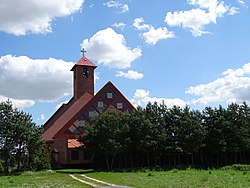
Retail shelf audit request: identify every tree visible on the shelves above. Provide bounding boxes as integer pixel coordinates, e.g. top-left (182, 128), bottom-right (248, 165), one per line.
top-left (0, 100), bottom-right (50, 173)
top-left (78, 108), bottom-right (130, 169)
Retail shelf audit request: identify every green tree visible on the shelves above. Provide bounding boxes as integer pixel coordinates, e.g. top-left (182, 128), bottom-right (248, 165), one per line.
top-left (0, 100), bottom-right (50, 173)
top-left (78, 109), bottom-right (129, 169)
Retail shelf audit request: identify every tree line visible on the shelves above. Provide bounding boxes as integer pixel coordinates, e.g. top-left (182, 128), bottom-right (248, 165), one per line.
top-left (0, 101), bottom-right (50, 174)
top-left (78, 102), bottom-right (250, 169)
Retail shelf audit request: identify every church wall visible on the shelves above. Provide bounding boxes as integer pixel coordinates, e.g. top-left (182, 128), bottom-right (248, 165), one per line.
top-left (54, 137), bottom-right (68, 164)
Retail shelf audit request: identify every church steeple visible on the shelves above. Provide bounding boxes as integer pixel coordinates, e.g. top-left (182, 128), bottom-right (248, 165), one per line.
top-left (70, 52), bottom-right (97, 99)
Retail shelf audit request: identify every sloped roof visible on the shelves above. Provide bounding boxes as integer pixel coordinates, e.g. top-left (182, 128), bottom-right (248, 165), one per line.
top-left (42, 92), bottom-right (93, 141)
top-left (70, 56), bottom-right (96, 71)
top-left (68, 139), bottom-right (82, 148)
top-left (53, 81), bottom-right (135, 138)
top-left (43, 97), bottom-right (76, 131)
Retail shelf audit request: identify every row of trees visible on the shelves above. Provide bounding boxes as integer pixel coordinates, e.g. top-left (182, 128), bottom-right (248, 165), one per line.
top-left (78, 102), bottom-right (250, 169)
top-left (0, 101), bottom-right (50, 174)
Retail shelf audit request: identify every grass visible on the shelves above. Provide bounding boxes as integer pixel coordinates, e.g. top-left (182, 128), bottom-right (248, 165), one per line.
top-left (0, 168), bottom-right (249, 188)
top-left (86, 169), bottom-right (250, 188)
top-left (0, 170), bottom-right (91, 188)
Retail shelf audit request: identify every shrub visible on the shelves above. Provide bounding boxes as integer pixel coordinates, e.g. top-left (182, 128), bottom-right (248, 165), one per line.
top-left (221, 164), bottom-right (250, 171)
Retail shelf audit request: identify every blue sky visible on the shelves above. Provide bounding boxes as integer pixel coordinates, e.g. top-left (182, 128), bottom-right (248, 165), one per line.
top-left (0, 0), bottom-right (250, 125)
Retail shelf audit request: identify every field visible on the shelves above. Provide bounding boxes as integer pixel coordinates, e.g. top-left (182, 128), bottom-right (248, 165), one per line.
top-left (0, 168), bottom-right (249, 188)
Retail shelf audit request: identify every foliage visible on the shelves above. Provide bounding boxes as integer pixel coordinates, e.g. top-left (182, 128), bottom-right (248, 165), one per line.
top-left (221, 164), bottom-right (250, 171)
top-left (78, 101), bottom-right (250, 169)
top-left (0, 100), bottom-right (50, 173)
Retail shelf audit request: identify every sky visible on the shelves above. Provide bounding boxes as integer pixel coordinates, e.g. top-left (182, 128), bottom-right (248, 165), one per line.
top-left (0, 0), bottom-right (250, 125)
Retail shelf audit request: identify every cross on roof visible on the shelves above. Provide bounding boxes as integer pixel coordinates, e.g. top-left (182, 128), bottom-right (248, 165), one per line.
top-left (81, 48), bottom-right (87, 57)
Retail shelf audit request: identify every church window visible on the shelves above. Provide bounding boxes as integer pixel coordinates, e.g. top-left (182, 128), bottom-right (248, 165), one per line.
top-left (71, 150), bottom-right (79, 160)
top-left (117, 103), bottom-right (123, 109)
top-left (69, 125), bottom-right (76, 132)
top-left (74, 120), bottom-right (85, 127)
top-left (83, 68), bottom-right (88, 78)
top-left (89, 111), bottom-right (96, 117)
top-left (98, 101), bottom-right (104, 108)
top-left (107, 92), bottom-right (113, 99)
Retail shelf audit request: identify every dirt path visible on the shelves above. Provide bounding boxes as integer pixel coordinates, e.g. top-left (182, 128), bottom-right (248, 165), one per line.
top-left (69, 174), bottom-right (134, 188)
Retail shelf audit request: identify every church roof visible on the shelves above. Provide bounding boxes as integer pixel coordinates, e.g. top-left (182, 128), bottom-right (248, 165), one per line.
top-left (68, 139), bottom-right (82, 148)
top-left (70, 56), bottom-right (96, 71)
top-left (42, 92), bottom-right (93, 141)
top-left (42, 81), bottom-right (135, 141)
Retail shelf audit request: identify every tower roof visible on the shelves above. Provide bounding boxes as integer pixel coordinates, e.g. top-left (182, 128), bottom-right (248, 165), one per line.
top-left (70, 56), bottom-right (97, 71)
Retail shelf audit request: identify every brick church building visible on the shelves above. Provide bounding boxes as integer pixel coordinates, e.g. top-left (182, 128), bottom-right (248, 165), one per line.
top-left (42, 54), bottom-right (134, 167)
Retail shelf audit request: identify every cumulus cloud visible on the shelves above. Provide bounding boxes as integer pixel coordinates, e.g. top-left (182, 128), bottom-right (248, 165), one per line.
top-left (133, 18), bottom-right (151, 31)
top-left (131, 89), bottom-right (186, 108)
top-left (112, 22), bottom-right (126, 30)
top-left (133, 18), bottom-right (174, 45)
top-left (103, 1), bottom-right (129, 13)
top-left (0, 95), bottom-right (35, 109)
top-left (165, 0), bottom-right (237, 36)
top-left (0, 0), bottom-right (84, 36)
top-left (0, 55), bottom-right (74, 108)
top-left (142, 27), bottom-right (175, 45)
top-left (186, 62), bottom-right (250, 104)
top-left (81, 28), bottom-right (141, 69)
top-left (116, 70), bottom-right (144, 80)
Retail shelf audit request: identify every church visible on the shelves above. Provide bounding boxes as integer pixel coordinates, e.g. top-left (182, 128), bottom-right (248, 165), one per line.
top-left (42, 54), bottom-right (135, 167)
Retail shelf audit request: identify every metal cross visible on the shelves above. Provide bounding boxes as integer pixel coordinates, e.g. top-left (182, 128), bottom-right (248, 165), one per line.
top-left (81, 48), bottom-right (87, 56)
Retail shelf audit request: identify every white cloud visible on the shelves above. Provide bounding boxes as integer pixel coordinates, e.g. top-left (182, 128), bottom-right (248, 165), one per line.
top-left (38, 114), bottom-right (45, 121)
top-left (55, 100), bottom-right (70, 110)
top-left (103, 1), bottom-right (129, 13)
top-left (0, 0), bottom-right (84, 36)
top-left (116, 70), bottom-right (144, 80)
top-left (142, 27), bottom-right (175, 45)
top-left (133, 18), bottom-right (151, 31)
top-left (133, 18), bottom-right (174, 45)
top-left (237, 0), bottom-right (248, 8)
top-left (0, 95), bottom-right (35, 109)
top-left (112, 22), bottom-right (126, 30)
top-left (0, 55), bottom-right (74, 107)
top-left (165, 0), bottom-right (237, 36)
top-left (81, 28), bottom-right (141, 69)
top-left (186, 62), bottom-right (250, 105)
top-left (131, 89), bottom-right (186, 108)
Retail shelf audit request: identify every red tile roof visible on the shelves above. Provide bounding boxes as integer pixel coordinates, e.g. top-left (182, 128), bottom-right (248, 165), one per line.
top-left (68, 139), bottom-right (82, 148)
top-left (43, 81), bottom-right (135, 142)
top-left (42, 92), bottom-right (93, 141)
top-left (53, 81), bottom-right (135, 138)
top-left (43, 97), bottom-right (76, 131)
top-left (70, 56), bottom-right (96, 71)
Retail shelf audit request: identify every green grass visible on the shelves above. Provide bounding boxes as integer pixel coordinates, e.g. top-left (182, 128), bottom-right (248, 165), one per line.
top-left (86, 169), bottom-right (250, 188)
top-left (0, 169), bottom-right (249, 188)
top-left (0, 170), bottom-right (91, 188)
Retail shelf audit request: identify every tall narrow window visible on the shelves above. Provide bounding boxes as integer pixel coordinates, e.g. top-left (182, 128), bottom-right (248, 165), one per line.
top-left (83, 68), bottom-right (88, 78)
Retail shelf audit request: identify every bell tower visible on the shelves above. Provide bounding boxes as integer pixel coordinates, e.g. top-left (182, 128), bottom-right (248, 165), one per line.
top-left (70, 51), bottom-right (97, 99)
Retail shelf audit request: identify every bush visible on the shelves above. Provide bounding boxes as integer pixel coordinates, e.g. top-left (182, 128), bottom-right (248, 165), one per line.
top-left (221, 164), bottom-right (250, 171)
